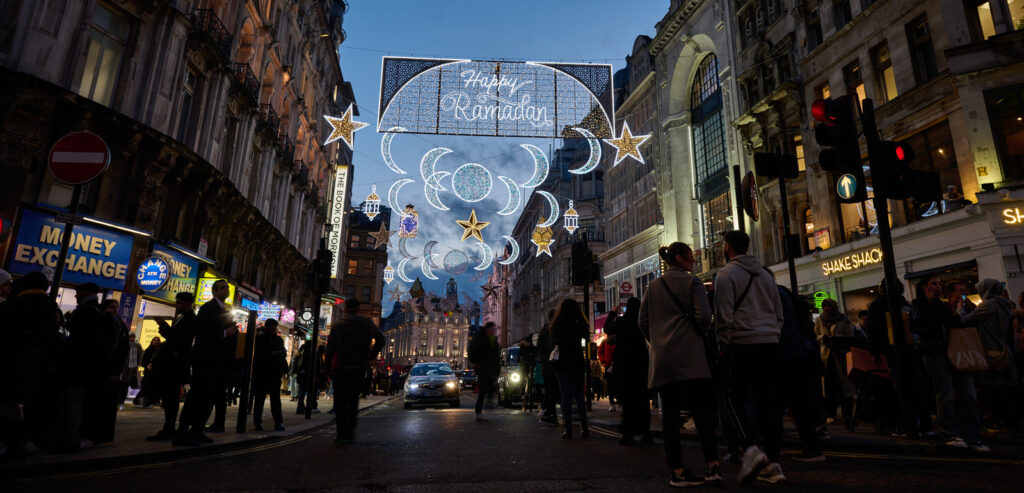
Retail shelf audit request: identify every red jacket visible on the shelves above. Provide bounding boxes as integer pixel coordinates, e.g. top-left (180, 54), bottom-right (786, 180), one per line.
top-left (597, 342), bottom-right (615, 367)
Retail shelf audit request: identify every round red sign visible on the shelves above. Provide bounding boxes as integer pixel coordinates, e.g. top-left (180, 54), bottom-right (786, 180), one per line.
top-left (620, 281), bottom-right (633, 293)
top-left (48, 132), bottom-right (110, 185)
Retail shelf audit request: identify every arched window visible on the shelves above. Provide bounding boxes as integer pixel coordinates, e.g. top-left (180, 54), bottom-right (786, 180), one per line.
top-left (691, 54), bottom-right (730, 250)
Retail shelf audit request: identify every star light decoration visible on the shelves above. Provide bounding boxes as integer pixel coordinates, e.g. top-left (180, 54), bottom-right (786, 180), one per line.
top-left (369, 222), bottom-right (393, 250)
top-left (481, 283), bottom-right (499, 300)
top-left (364, 185), bottom-right (381, 219)
top-left (383, 261), bottom-right (395, 284)
top-left (455, 209), bottom-right (490, 242)
top-left (563, 200), bottom-right (579, 233)
top-left (388, 283), bottom-right (406, 302)
top-left (323, 104), bottom-right (368, 149)
top-left (531, 219), bottom-right (553, 257)
top-left (603, 121), bottom-right (651, 166)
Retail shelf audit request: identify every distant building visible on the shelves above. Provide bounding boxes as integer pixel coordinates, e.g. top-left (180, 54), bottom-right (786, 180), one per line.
top-left (381, 278), bottom-right (471, 369)
top-left (342, 204), bottom-right (391, 326)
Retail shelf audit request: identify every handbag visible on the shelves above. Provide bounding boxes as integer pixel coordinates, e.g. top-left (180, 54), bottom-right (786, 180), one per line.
top-left (946, 327), bottom-right (988, 372)
top-left (549, 345), bottom-right (560, 361)
top-left (846, 346), bottom-right (891, 379)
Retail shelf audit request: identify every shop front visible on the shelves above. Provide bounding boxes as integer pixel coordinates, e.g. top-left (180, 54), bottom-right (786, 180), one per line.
top-left (602, 253), bottom-right (661, 313)
top-left (134, 243), bottom-right (204, 351)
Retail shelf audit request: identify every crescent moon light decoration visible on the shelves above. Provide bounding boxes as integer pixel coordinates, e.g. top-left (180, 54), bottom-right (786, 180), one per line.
top-left (496, 176), bottom-right (521, 216)
top-left (536, 191), bottom-right (560, 228)
top-left (398, 237), bottom-right (417, 259)
top-left (497, 235), bottom-right (520, 265)
top-left (568, 127), bottom-right (603, 175)
top-left (474, 241), bottom-right (493, 271)
top-left (423, 241), bottom-right (440, 268)
top-left (519, 144), bottom-right (549, 189)
top-left (421, 254), bottom-right (439, 280)
top-left (423, 180), bottom-right (450, 211)
top-left (388, 178), bottom-right (414, 218)
top-left (420, 147), bottom-right (453, 191)
top-left (396, 258), bottom-right (414, 283)
top-left (380, 126), bottom-right (409, 175)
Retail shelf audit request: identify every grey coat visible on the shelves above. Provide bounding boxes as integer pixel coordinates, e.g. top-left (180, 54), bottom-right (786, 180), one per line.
top-left (959, 279), bottom-right (1018, 387)
top-left (638, 266), bottom-right (713, 389)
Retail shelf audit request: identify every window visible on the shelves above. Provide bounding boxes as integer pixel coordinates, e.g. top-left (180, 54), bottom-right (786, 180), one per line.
top-left (834, 0), bottom-right (853, 31)
top-left (344, 285), bottom-right (356, 299)
top-left (794, 135), bottom-right (806, 172)
top-left (901, 122), bottom-right (962, 217)
top-left (906, 14), bottom-right (939, 84)
top-left (804, 208), bottom-right (815, 251)
top-left (360, 286), bottom-right (371, 303)
top-left (871, 43), bottom-right (898, 104)
top-left (77, 3), bottom-right (129, 106)
top-left (968, 1), bottom-right (998, 41)
top-left (807, 11), bottom-right (823, 50)
top-left (349, 233), bottom-right (360, 248)
top-left (817, 83), bottom-right (832, 101)
top-left (691, 55), bottom-right (729, 205)
top-left (1012, 0), bottom-right (1024, 31)
top-left (346, 259), bottom-right (358, 276)
top-left (701, 191), bottom-right (732, 251)
top-left (360, 260), bottom-right (373, 276)
top-left (843, 60), bottom-right (866, 109)
top-left (985, 85), bottom-right (1024, 181)
top-left (177, 67), bottom-right (199, 141)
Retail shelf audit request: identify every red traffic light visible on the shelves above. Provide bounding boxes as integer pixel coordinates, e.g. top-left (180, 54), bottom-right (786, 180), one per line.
top-left (895, 146), bottom-right (905, 161)
top-left (890, 141), bottom-right (915, 162)
top-left (811, 100), bottom-right (832, 124)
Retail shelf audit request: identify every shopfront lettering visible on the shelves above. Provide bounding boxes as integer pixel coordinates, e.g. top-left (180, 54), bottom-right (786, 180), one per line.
top-left (1002, 207), bottom-right (1024, 225)
top-left (822, 248), bottom-right (884, 276)
top-left (148, 245), bottom-right (200, 303)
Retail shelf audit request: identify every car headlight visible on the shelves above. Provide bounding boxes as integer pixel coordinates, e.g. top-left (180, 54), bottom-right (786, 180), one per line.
top-left (510, 372), bottom-right (521, 383)
top-left (407, 383), bottom-right (418, 389)
top-left (446, 381), bottom-right (456, 389)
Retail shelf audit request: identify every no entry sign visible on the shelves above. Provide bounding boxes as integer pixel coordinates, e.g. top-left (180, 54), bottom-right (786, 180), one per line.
top-left (48, 132), bottom-right (110, 185)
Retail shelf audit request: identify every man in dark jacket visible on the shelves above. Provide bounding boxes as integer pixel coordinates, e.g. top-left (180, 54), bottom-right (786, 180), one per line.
top-left (253, 319), bottom-right (288, 431)
top-left (775, 284), bottom-right (824, 462)
top-left (148, 292), bottom-right (197, 442)
top-left (325, 298), bottom-right (384, 443)
top-left (60, 282), bottom-right (113, 450)
top-left (177, 279), bottom-right (236, 445)
top-left (469, 322), bottom-right (501, 421)
top-left (867, 278), bottom-right (921, 437)
top-left (519, 337), bottom-right (538, 412)
top-left (536, 310), bottom-right (559, 425)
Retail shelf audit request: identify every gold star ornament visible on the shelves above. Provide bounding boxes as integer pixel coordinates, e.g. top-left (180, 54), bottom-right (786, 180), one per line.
top-left (323, 104), bottom-right (368, 149)
top-left (369, 222), bottom-right (393, 250)
top-left (531, 220), bottom-right (553, 257)
top-left (603, 121), bottom-right (651, 166)
top-left (456, 209), bottom-right (490, 242)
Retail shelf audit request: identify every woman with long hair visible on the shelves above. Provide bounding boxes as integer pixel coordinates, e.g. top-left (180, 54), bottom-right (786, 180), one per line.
top-left (550, 298), bottom-right (591, 439)
top-left (605, 296), bottom-right (652, 444)
top-left (639, 242), bottom-right (718, 487)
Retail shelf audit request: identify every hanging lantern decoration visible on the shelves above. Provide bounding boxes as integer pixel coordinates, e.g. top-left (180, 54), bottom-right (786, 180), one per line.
top-left (383, 260), bottom-right (395, 284)
top-left (399, 204), bottom-right (419, 238)
top-left (364, 185), bottom-right (381, 219)
top-left (563, 200), bottom-right (579, 233)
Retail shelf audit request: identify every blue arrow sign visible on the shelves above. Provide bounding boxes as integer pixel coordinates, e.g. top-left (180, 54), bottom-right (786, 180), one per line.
top-left (837, 173), bottom-right (858, 200)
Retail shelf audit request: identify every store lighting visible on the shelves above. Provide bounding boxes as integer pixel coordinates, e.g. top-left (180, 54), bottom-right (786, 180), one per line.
top-left (166, 241), bottom-right (215, 264)
top-left (82, 216), bottom-right (152, 237)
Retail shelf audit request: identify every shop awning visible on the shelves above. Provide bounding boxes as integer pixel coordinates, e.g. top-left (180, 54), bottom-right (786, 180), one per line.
top-left (904, 260), bottom-right (978, 280)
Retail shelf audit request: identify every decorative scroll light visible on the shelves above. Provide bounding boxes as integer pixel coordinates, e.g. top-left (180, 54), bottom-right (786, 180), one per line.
top-left (563, 200), bottom-right (579, 233)
top-left (383, 261), bottom-right (395, 284)
top-left (364, 185), bottom-right (381, 219)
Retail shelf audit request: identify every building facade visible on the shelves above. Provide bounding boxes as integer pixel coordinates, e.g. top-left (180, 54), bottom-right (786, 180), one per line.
top-left (381, 280), bottom-right (472, 370)
top-left (342, 204), bottom-right (390, 326)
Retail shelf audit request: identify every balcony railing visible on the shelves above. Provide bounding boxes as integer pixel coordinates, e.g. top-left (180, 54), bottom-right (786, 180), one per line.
top-left (191, 9), bottom-right (233, 62)
top-left (277, 133), bottom-right (294, 162)
top-left (258, 104), bottom-right (280, 135)
top-left (233, 63), bottom-right (260, 104)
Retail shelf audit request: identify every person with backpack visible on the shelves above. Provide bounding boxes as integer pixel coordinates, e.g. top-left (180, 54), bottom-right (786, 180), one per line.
top-left (714, 231), bottom-right (786, 484)
top-left (639, 242), bottom-right (718, 487)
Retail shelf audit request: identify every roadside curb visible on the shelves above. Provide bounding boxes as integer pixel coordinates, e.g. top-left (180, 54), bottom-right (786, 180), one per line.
top-left (1, 395), bottom-right (400, 480)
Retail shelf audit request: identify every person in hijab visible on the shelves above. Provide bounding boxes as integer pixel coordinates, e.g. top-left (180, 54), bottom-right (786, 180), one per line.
top-left (958, 279), bottom-right (1019, 436)
top-left (814, 299), bottom-right (856, 430)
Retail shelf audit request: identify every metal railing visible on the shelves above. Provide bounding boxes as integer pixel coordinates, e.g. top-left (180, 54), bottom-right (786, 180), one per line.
top-left (277, 132), bottom-right (294, 162)
top-left (233, 63), bottom-right (259, 104)
top-left (191, 9), bottom-right (233, 61)
top-left (258, 104), bottom-right (280, 135)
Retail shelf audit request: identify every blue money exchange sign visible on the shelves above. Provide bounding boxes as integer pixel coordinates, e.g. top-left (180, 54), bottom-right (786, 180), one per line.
top-left (8, 208), bottom-right (134, 290)
top-left (147, 245), bottom-right (200, 303)
top-left (137, 257), bottom-right (170, 292)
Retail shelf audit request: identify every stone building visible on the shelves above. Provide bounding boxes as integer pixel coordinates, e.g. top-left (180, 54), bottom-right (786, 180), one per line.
top-left (0, 1), bottom-right (356, 321)
top-left (381, 280), bottom-right (472, 370)
top-left (342, 203), bottom-right (390, 326)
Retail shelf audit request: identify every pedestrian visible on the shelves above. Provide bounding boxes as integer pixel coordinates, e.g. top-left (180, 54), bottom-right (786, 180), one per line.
top-left (605, 297), bottom-right (651, 445)
top-left (94, 300), bottom-right (129, 442)
top-left (549, 299), bottom-right (590, 439)
top-left (58, 283), bottom-right (106, 451)
top-left (519, 336), bottom-right (538, 412)
top-left (598, 327), bottom-right (616, 412)
top-left (253, 319), bottom-right (288, 432)
top-left (176, 279), bottom-right (237, 445)
top-left (866, 278), bottom-right (921, 437)
top-left (138, 337), bottom-right (161, 408)
top-left (714, 230), bottom-right (786, 484)
top-left (468, 322), bottom-right (500, 421)
top-left (536, 310), bottom-right (560, 425)
top-left (148, 292), bottom-right (197, 444)
top-left (324, 298), bottom-right (384, 443)
top-left (122, 331), bottom-right (143, 410)
top-left (958, 279), bottom-right (1019, 435)
top-left (638, 242), bottom-right (718, 487)
top-left (911, 277), bottom-right (984, 451)
top-left (815, 298), bottom-right (856, 430)
top-left (0, 269), bottom-right (11, 303)
top-left (777, 283), bottom-right (826, 462)
top-left (295, 342), bottom-right (318, 414)
top-left (289, 352), bottom-right (301, 400)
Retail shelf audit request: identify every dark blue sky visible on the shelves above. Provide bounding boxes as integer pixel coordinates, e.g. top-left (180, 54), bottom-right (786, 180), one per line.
top-left (336, 0), bottom-right (667, 315)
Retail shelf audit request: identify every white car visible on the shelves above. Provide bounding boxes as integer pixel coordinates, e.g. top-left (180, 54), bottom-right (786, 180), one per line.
top-left (403, 362), bottom-right (461, 409)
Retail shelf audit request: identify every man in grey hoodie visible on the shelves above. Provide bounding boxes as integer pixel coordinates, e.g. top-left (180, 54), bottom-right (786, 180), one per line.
top-left (714, 230), bottom-right (786, 484)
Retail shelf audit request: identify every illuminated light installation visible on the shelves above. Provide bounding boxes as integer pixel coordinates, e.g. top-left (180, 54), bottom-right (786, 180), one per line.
top-left (420, 147), bottom-right (452, 191)
top-left (323, 104), bottom-right (369, 149)
top-left (455, 209), bottom-right (490, 242)
top-left (424, 180), bottom-right (450, 211)
top-left (369, 222), bottom-right (393, 250)
top-left (451, 163), bottom-right (493, 202)
top-left (421, 254), bottom-right (440, 280)
top-left (531, 222), bottom-right (554, 257)
top-left (399, 204), bottom-right (419, 237)
top-left (383, 261), bottom-right (395, 284)
top-left (536, 191), bottom-right (560, 228)
top-left (481, 283), bottom-right (500, 299)
top-left (497, 176), bottom-right (521, 216)
top-left (443, 249), bottom-right (471, 275)
top-left (470, 270), bottom-right (486, 282)
top-left (364, 185), bottom-right (381, 219)
top-left (380, 127), bottom-right (409, 175)
top-left (388, 178), bottom-right (414, 218)
top-left (568, 127), bottom-right (603, 175)
top-left (398, 237), bottom-right (417, 259)
top-left (497, 235), bottom-right (520, 265)
top-left (563, 200), bottom-right (579, 233)
top-left (603, 121), bottom-right (651, 166)
top-left (519, 144), bottom-right (550, 188)
top-left (423, 241), bottom-right (440, 267)
top-left (388, 283), bottom-right (406, 302)
top-left (396, 258), bottom-right (414, 283)
top-left (474, 241), bottom-right (493, 271)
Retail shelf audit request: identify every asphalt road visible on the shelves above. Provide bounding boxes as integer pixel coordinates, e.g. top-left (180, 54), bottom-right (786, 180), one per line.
top-left (8, 394), bottom-right (1024, 492)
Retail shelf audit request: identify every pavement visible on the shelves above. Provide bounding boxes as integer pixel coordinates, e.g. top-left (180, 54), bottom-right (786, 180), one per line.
top-left (5, 393), bottom-right (1022, 492)
top-left (1, 393), bottom-right (396, 479)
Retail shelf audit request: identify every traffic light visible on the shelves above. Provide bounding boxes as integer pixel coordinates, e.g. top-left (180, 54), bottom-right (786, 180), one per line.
top-left (570, 236), bottom-right (591, 286)
top-left (812, 96), bottom-right (866, 203)
top-left (871, 141), bottom-right (914, 199)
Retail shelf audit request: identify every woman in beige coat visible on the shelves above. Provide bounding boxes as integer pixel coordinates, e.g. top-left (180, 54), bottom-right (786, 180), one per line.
top-left (814, 299), bottom-right (856, 430)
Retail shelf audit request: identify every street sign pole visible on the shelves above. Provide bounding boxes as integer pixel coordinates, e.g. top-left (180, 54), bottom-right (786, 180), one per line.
top-left (49, 184), bottom-right (81, 301)
top-left (774, 149), bottom-right (798, 294)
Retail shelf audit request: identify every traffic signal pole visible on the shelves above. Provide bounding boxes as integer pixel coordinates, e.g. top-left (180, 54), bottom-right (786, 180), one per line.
top-left (775, 149), bottom-right (798, 294)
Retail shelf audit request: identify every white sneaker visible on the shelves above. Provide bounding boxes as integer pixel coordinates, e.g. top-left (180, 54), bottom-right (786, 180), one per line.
top-left (972, 442), bottom-right (990, 453)
top-left (738, 445), bottom-right (768, 483)
top-left (683, 418), bottom-right (696, 432)
top-left (757, 463), bottom-right (786, 484)
top-left (945, 437), bottom-right (968, 448)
